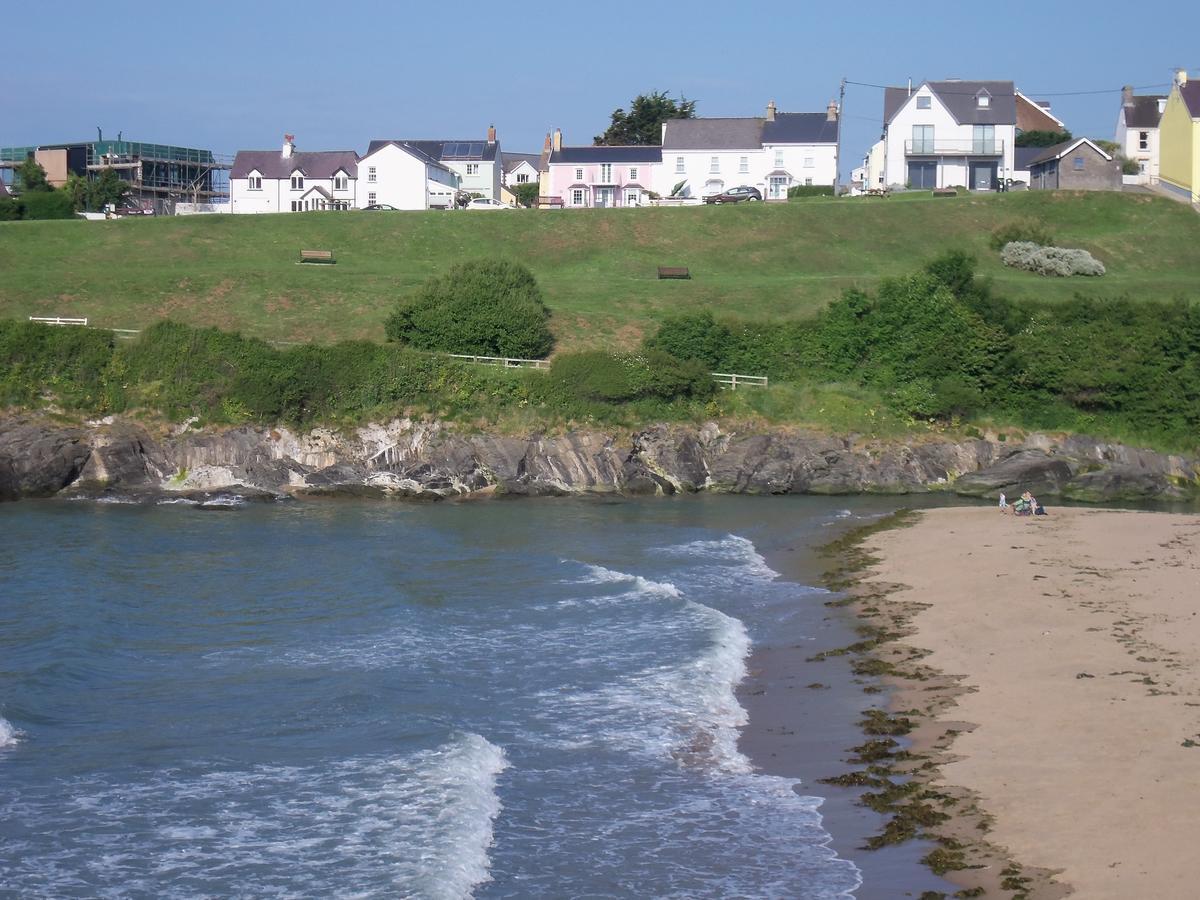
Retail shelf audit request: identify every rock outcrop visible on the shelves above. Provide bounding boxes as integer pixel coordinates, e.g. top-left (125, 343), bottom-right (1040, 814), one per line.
top-left (1, 415), bottom-right (1196, 504)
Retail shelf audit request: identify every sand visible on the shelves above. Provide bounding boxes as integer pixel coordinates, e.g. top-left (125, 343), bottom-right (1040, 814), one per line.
top-left (862, 506), bottom-right (1200, 899)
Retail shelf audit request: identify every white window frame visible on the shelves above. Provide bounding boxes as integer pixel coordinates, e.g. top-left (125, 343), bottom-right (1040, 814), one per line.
top-left (916, 95), bottom-right (931, 109)
top-left (709, 156), bottom-right (720, 174)
top-left (774, 149), bottom-right (784, 168)
top-left (803, 157), bottom-right (814, 168)
top-left (1138, 131), bottom-right (1149, 151)
top-left (368, 166), bottom-right (377, 183)
top-left (571, 188), bottom-right (585, 206)
top-left (575, 168), bottom-right (584, 181)
top-left (624, 189), bottom-right (639, 206)
top-left (334, 175), bottom-right (347, 191)
top-left (629, 167), bottom-right (638, 180)
top-left (739, 156), bottom-right (749, 173)
top-left (977, 95), bottom-right (990, 108)
top-left (247, 175), bottom-right (262, 190)
top-left (466, 163), bottom-right (479, 175)
top-left (368, 191), bottom-right (376, 204)
top-left (516, 173), bottom-right (529, 183)
top-left (291, 174), bottom-right (304, 190)
top-left (600, 163), bottom-right (612, 182)
top-left (675, 156), bottom-right (685, 174)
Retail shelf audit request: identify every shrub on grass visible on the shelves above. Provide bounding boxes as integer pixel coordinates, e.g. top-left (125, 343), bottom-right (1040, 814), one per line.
top-left (787, 185), bottom-right (835, 198)
top-left (1001, 241), bottom-right (1105, 276)
top-left (644, 311), bottom-right (733, 368)
top-left (548, 349), bottom-right (714, 404)
top-left (987, 219), bottom-right (1054, 250)
top-left (385, 259), bottom-right (554, 358)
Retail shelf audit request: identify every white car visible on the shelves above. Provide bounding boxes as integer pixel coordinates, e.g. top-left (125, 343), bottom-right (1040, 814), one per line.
top-left (465, 198), bottom-right (511, 210)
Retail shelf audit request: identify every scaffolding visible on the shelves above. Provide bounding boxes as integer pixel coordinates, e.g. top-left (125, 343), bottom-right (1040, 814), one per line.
top-left (0, 139), bottom-right (232, 213)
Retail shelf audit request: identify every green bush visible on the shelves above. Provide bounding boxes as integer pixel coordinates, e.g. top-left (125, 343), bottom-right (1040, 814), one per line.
top-left (548, 349), bottom-right (714, 404)
top-left (787, 185), bottom-right (835, 198)
top-left (988, 219), bottom-right (1053, 250)
top-left (1014, 130), bottom-right (1072, 148)
top-left (385, 259), bottom-right (554, 358)
top-left (0, 319), bottom-right (117, 409)
top-left (0, 197), bottom-right (21, 221)
top-left (19, 191), bottom-right (77, 220)
top-left (645, 311), bottom-right (732, 368)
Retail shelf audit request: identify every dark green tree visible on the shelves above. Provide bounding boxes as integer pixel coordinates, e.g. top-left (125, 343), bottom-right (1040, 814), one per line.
top-left (14, 158), bottom-right (52, 192)
top-left (594, 92), bottom-right (696, 146)
top-left (512, 182), bottom-right (540, 208)
top-left (88, 168), bottom-right (131, 209)
top-left (62, 173), bottom-right (90, 211)
top-left (1014, 129), bottom-right (1072, 148)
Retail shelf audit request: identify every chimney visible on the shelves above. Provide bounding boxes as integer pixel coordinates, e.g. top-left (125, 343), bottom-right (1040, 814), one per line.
top-left (282, 134), bottom-right (295, 158)
top-left (487, 124), bottom-right (497, 144)
top-left (766, 100), bottom-right (776, 123)
top-left (543, 132), bottom-right (552, 152)
top-left (826, 100), bottom-right (839, 122)
top-left (1175, 68), bottom-right (1188, 87)
top-left (552, 128), bottom-right (562, 152)
top-left (1122, 85), bottom-right (1134, 108)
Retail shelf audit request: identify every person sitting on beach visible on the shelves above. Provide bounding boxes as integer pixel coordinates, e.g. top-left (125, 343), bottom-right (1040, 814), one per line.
top-left (1014, 492), bottom-right (1032, 516)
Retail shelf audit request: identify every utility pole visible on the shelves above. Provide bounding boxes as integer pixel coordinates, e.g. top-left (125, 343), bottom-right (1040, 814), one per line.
top-left (836, 77), bottom-right (846, 193)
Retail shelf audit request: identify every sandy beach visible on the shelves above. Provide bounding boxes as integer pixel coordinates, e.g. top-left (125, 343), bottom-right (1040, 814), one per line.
top-left (860, 506), bottom-right (1200, 899)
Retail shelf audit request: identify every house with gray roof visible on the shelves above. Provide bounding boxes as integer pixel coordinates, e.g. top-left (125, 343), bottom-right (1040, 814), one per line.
top-left (1027, 138), bottom-right (1120, 192)
top-left (230, 135), bottom-right (359, 214)
top-left (543, 129), bottom-right (661, 207)
top-left (356, 141), bottom-right (460, 210)
top-left (1115, 85), bottom-right (1168, 184)
top-left (366, 126), bottom-right (503, 201)
top-left (879, 80), bottom-right (1018, 191)
top-left (659, 100), bottom-right (840, 200)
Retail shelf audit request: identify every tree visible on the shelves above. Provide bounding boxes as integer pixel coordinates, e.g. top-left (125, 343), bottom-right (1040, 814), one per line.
top-left (594, 91), bottom-right (696, 146)
top-left (512, 182), bottom-right (540, 208)
top-left (14, 158), bottom-right (52, 192)
top-left (88, 168), bottom-right (131, 209)
top-left (1014, 129), bottom-right (1072, 148)
top-left (63, 173), bottom-right (90, 211)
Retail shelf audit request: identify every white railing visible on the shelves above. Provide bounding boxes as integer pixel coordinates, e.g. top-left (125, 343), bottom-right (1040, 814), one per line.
top-left (29, 316), bottom-right (88, 326)
top-left (712, 372), bottom-right (768, 390)
top-left (448, 353), bottom-right (551, 369)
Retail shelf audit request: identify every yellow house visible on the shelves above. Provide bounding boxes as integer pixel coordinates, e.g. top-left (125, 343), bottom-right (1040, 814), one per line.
top-left (1158, 70), bottom-right (1200, 204)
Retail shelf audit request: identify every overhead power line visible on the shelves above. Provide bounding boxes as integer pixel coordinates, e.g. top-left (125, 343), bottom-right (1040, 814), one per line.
top-left (844, 79), bottom-right (1171, 97)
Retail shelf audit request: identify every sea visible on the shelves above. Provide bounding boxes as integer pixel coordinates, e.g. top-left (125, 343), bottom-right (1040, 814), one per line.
top-left (0, 493), bottom-right (946, 899)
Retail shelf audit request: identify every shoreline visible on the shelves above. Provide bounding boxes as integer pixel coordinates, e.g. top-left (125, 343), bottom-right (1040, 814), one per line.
top-left (807, 506), bottom-right (1200, 899)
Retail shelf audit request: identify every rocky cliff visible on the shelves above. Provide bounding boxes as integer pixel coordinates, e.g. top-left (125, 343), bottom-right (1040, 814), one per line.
top-left (1, 416), bottom-right (1196, 504)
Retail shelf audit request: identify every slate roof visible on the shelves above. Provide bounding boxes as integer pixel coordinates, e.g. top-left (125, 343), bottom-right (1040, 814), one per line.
top-left (1026, 138), bottom-right (1112, 168)
top-left (761, 112), bottom-right (838, 144)
top-left (501, 152), bottom-right (541, 174)
top-left (1122, 95), bottom-right (1166, 128)
top-left (662, 118), bottom-right (764, 150)
top-left (231, 150), bottom-right (358, 179)
top-left (361, 141), bottom-right (454, 173)
top-left (548, 146), bottom-right (662, 164)
top-left (1013, 146), bottom-right (1043, 172)
top-left (366, 139), bottom-right (500, 161)
top-left (1180, 82), bottom-right (1200, 118)
top-left (885, 80), bottom-right (1016, 125)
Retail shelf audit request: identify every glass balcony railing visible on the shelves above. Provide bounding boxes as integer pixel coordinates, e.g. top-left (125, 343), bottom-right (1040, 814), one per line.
top-left (904, 140), bottom-right (1004, 156)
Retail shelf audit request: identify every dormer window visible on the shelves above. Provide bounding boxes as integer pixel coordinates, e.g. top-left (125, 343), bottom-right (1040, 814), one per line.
top-left (247, 172), bottom-right (262, 190)
top-left (916, 95), bottom-right (931, 109)
top-left (334, 174), bottom-right (348, 191)
top-left (977, 94), bottom-right (990, 108)
top-left (291, 174), bottom-right (304, 190)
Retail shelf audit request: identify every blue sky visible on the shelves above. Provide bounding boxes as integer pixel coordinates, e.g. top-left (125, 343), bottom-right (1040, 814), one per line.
top-left (4, 0), bottom-right (1197, 175)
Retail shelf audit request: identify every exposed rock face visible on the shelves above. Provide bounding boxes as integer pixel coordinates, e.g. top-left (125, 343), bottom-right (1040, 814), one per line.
top-left (0, 416), bottom-right (1196, 504)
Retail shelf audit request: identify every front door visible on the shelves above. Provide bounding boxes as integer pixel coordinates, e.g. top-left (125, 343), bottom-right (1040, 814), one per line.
top-left (768, 176), bottom-right (788, 200)
top-left (595, 188), bottom-right (614, 208)
top-left (969, 162), bottom-right (997, 191)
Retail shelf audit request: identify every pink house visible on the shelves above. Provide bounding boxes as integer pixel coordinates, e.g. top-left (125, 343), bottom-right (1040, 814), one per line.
top-left (542, 129), bottom-right (661, 208)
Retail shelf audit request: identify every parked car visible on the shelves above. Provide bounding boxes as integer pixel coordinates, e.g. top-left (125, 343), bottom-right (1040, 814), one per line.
top-left (704, 186), bottom-right (762, 204)
top-left (465, 198), bottom-right (511, 211)
top-left (363, 203), bottom-right (398, 211)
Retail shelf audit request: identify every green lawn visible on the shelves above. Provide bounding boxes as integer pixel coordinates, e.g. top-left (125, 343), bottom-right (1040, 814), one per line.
top-left (2, 191), bottom-right (1196, 351)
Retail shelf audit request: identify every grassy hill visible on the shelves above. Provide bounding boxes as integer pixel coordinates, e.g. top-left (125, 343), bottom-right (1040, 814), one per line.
top-left (1, 191), bottom-right (1196, 351)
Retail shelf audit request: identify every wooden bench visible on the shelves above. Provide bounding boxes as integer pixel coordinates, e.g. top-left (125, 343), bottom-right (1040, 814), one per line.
top-left (657, 266), bottom-right (690, 280)
top-left (298, 249), bottom-right (336, 265)
top-left (932, 187), bottom-right (958, 197)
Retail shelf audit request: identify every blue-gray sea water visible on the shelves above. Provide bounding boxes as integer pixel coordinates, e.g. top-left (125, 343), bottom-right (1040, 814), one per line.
top-left (0, 494), bottom-right (908, 898)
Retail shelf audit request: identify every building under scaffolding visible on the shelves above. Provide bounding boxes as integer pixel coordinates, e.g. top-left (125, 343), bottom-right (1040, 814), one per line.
top-left (0, 137), bottom-right (230, 213)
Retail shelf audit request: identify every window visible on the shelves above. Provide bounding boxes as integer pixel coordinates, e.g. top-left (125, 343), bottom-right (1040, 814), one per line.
top-left (1139, 131), bottom-right (1149, 151)
top-left (911, 125), bottom-right (934, 154)
top-left (972, 125), bottom-right (995, 154)
top-left (916, 95), bottom-right (931, 109)
top-left (334, 176), bottom-right (347, 191)
top-left (600, 163), bottom-right (612, 182)
top-left (624, 189), bottom-right (640, 206)
top-left (805, 178), bottom-right (813, 186)
top-left (290, 200), bottom-right (298, 211)
top-left (516, 173), bottom-right (529, 183)
top-left (466, 164), bottom-right (479, 175)
top-left (1073, 156), bottom-right (1084, 170)
top-left (774, 149), bottom-right (784, 168)
top-left (575, 168), bottom-right (584, 181)
top-left (572, 188), bottom-right (585, 206)
top-left (368, 192), bottom-right (376, 204)
top-left (709, 156), bottom-right (719, 173)
top-left (675, 156), bottom-right (685, 174)
top-left (368, 167), bottom-right (376, 183)
top-left (248, 175), bottom-right (262, 190)
top-left (977, 95), bottom-right (990, 108)
top-left (291, 174), bottom-right (304, 190)
top-left (739, 156), bottom-right (749, 173)
top-left (629, 167), bottom-right (638, 180)
top-left (803, 157), bottom-right (813, 168)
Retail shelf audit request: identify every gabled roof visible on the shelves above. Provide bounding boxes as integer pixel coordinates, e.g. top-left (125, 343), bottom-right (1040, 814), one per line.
top-left (548, 146), bottom-right (662, 164)
top-left (1180, 82), bottom-right (1200, 118)
top-left (1026, 137), bottom-right (1113, 167)
top-left (501, 152), bottom-right (540, 174)
top-left (662, 118), bottom-right (764, 150)
top-left (1122, 95), bottom-right (1166, 128)
top-left (762, 112), bottom-right (838, 144)
top-left (885, 80), bottom-right (1017, 126)
top-left (367, 139), bottom-right (500, 162)
top-left (360, 141), bottom-right (455, 174)
top-left (231, 149), bottom-right (358, 179)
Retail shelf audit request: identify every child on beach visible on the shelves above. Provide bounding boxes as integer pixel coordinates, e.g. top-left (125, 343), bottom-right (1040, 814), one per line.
top-left (999, 492), bottom-right (1008, 513)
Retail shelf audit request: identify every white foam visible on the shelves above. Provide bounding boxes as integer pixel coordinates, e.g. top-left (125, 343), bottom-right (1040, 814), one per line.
top-left (574, 564), bottom-right (681, 599)
top-left (655, 535), bottom-right (780, 581)
top-left (0, 716), bottom-right (21, 750)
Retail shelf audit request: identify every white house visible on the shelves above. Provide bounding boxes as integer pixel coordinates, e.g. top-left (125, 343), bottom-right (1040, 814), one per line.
top-left (502, 152), bottom-right (540, 187)
top-left (230, 135), bottom-right (358, 214)
top-left (356, 141), bottom-right (460, 209)
top-left (1115, 85), bottom-right (1167, 184)
top-left (880, 81), bottom-right (1017, 191)
top-left (369, 127), bottom-right (503, 200)
top-left (658, 101), bottom-right (839, 200)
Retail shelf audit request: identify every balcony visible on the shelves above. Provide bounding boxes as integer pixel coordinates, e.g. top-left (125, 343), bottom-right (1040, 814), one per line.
top-left (904, 139), bottom-right (1004, 157)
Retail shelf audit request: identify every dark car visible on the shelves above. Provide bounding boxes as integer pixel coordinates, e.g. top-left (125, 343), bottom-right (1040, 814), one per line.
top-left (363, 203), bottom-right (398, 211)
top-left (704, 186), bottom-right (762, 204)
